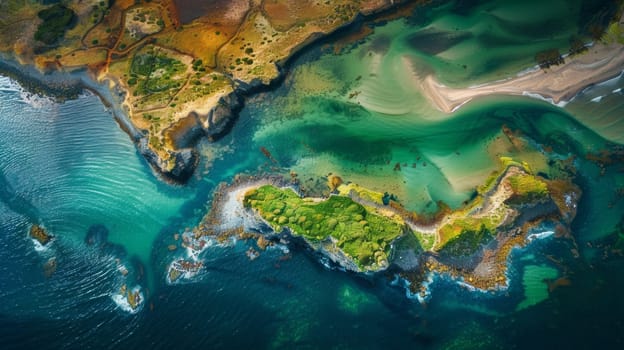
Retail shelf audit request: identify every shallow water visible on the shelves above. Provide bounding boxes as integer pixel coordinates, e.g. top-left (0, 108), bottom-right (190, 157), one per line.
top-left (1, 0), bottom-right (624, 348)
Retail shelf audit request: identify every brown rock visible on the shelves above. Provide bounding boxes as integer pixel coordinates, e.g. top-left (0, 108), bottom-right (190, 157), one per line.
top-left (127, 289), bottom-right (141, 310)
top-left (30, 224), bottom-right (52, 245)
top-left (168, 268), bottom-right (181, 283)
top-left (256, 235), bottom-right (270, 250)
top-left (328, 175), bottom-right (343, 192)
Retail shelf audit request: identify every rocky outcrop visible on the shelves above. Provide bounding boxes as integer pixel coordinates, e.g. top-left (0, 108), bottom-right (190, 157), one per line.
top-left (137, 136), bottom-right (199, 184)
top-left (30, 224), bottom-right (53, 246)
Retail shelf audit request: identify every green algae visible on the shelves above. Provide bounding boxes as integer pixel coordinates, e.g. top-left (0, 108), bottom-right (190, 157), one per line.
top-left (243, 185), bottom-right (404, 270)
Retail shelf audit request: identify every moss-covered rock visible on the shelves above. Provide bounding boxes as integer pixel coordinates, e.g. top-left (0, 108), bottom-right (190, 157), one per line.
top-left (506, 173), bottom-right (549, 203)
top-left (244, 185), bottom-right (405, 270)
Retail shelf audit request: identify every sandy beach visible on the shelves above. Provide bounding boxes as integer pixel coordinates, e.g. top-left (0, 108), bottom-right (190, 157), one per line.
top-left (412, 42), bottom-right (624, 113)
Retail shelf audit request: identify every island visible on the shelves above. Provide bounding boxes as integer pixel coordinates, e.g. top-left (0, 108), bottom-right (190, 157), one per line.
top-left (243, 184), bottom-right (406, 272)
top-left (0, 0), bottom-right (415, 182)
top-left (171, 156), bottom-right (580, 293)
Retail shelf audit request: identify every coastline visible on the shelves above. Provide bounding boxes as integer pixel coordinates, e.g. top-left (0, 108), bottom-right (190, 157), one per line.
top-left (412, 42), bottom-right (624, 113)
top-left (0, 1), bottom-right (413, 184)
top-left (0, 54), bottom-right (200, 184)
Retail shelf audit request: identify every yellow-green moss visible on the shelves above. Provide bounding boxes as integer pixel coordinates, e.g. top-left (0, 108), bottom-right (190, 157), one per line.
top-left (244, 185), bottom-right (405, 269)
top-left (507, 174), bottom-right (549, 200)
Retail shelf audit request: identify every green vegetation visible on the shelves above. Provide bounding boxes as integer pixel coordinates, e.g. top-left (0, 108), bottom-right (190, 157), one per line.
top-left (129, 49), bottom-right (186, 95)
top-left (535, 48), bottom-right (564, 69)
top-left (243, 185), bottom-right (405, 269)
top-left (337, 183), bottom-right (384, 205)
top-left (438, 220), bottom-right (492, 256)
top-left (569, 36), bottom-right (588, 56)
top-left (507, 174), bottom-right (549, 203)
top-left (34, 4), bottom-right (76, 45)
top-left (478, 158), bottom-right (531, 195)
top-left (437, 217), bottom-right (496, 253)
top-left (413, 230), bottom-right (435, 251)
top-left (477, 170), bottom-right (500, 195)
top-left (602, 22), bottom-right (624, 45)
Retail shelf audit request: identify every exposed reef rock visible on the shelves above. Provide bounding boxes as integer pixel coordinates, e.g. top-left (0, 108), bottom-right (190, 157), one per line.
top-left (30, 224), bottom-right (53, 246)
top-left (167, 259), bottom-right (203, 284)
top-left (43, 257), bottom-right (57, 278)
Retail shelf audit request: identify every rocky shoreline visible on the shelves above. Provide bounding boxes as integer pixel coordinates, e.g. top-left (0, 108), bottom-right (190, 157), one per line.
top-left (0, 55), bottom-right (199, 184)
top-left (0, 0), bottom-right (418, 185)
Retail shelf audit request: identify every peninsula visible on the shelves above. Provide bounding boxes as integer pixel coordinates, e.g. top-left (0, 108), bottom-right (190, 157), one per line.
top-left (0, 0), bottom-right (411, 182)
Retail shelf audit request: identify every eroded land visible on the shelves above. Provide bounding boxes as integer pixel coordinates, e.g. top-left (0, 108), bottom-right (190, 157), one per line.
top-left (415, 11), bottom-right (624, 113)
top-left (0, 0), bottom-right (411, 182)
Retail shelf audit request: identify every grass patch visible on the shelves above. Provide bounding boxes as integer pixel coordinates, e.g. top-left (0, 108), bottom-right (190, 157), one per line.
top-left (130, 50), bottom-right (186, 95)
top-left (244, 185), bottom-right (405, 269)
top-left (337, 183), bottom-right (384, 205)
top-left (602, 22), bottom-right (624, 45)
top-left (507, 174), bottom-right (549, 203)
top-left (413, 230), bottom-right (435, 251)
top-left (437, 218), bottom-right (493, 256)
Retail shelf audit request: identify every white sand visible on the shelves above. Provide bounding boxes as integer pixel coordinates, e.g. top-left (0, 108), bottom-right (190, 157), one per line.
top-left (410, 43), bottom-right (624, 113)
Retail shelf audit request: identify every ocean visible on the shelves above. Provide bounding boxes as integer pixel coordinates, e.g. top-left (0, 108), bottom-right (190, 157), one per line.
top-left (0, 0), bottom-right (623, 348)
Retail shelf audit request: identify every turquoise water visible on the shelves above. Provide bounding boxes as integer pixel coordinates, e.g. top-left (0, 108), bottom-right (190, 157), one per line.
top-left (0, 78), bottom-right (198, 277)
top-left (1, 0), bottom-right (624, 348)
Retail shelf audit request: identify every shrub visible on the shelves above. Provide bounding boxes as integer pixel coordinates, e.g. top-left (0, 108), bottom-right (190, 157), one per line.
top-left (34, 4), bottom-right (76, 45)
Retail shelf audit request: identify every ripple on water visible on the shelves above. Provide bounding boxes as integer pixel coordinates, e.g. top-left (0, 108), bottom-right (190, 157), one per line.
top-left (0, 76), bottom-right (195, 268)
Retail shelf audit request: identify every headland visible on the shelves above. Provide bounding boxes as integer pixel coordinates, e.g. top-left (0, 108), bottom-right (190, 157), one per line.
top-left (0, 0), bottom-right (416, 183)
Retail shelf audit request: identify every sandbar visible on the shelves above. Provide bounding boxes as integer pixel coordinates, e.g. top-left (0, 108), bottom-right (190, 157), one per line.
top-left (412, 42), bottom-right (624, 113)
